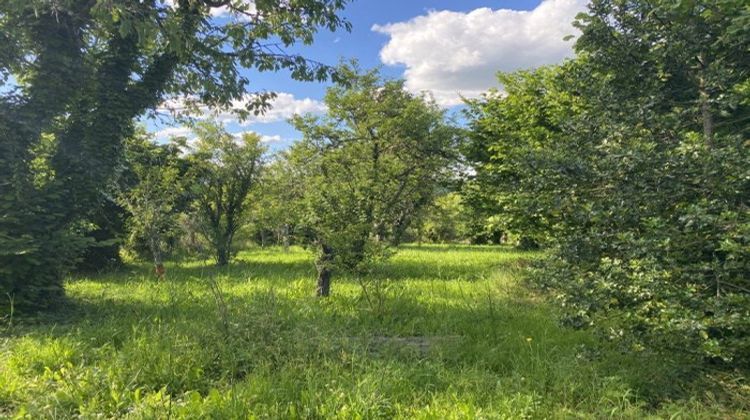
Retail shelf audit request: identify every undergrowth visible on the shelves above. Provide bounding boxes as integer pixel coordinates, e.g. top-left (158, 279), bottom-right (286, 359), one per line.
top-left (0, 245), bottom-right (747, 418)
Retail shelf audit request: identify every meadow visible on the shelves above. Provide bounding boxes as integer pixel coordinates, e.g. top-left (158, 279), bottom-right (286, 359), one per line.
top-left (1, 245), bottom-right (746, 418)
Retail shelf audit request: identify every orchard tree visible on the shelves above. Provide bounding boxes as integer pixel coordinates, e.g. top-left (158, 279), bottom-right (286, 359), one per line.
top-left (0, 0), bottom-right (350, 308)
top-left (119, 130), bottom-right (188, 278)
top-left (291, 66), bottom-right (459, 296)
top-left (189, 121), bottom-right (265, 266)
top-left (420, 192), bottom-right (471, 244)
top-left (248, 152), bottom-right (306, 250)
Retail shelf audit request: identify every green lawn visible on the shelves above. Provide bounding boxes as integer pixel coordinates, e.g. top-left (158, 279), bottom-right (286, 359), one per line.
top-left (0, 245), bottom-right (746, 418)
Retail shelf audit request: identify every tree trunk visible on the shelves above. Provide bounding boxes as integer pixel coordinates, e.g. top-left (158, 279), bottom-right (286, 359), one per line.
top-left (316, 266), bottom-right (332, 297)
top-left (315, 244), bottom-right (333, 297)
top-left (150, 236), bottom-right (165, 279)
top-left (698, 52), bottom-right (718, 297)
top-left (375, 223), bottom-right (386, 243)
top-left (283, 224), bottom-right (290, 252)
top-left (216, 238), bottom-right (229, 266)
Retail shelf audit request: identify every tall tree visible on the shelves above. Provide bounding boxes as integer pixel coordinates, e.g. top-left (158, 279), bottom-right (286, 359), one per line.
top-left (464, 66), bottom-right (578, 248)
top-left (0, 0), bottom-right (349, 309)
top-left (467, 0), bottom-right (750, 366)
top-left (291, 66), bottom-right (459, 296)
top-left (189, 122), bottom-right (265, 266)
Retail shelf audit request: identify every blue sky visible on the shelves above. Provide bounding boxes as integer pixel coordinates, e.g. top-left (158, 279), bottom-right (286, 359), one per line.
top-left (152, 0), bottom-right (587, 150)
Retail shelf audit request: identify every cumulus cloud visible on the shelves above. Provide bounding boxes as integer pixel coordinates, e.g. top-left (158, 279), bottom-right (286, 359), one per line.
top-left (154, 127), bottom-right (288, 150)
top-left (372, 0), bottom-right (587, 106)
top-left (259, 134), bottom-right (285, 143)
top-left (153, 126), bottom-right (194, 141)
top-left (163, 0), bottom-right (256, 20)
top-left (232, 131), bottom-right (286, 143)
top-left (233, 93), bottom-right (327, 126)
top-left (157, 92), bottom-right (327, 125)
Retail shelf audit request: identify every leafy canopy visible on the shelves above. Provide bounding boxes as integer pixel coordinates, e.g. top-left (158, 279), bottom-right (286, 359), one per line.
top-left (290, 65), bottom-right (460, 295)
top-left (0, 0), bottom-right (349, 308)
top-left (466, 0), bottom-right (750, 366)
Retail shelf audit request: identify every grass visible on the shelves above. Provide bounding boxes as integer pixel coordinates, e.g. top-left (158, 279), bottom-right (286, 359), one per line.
top-left (0, 244), bottom-right (747, 418)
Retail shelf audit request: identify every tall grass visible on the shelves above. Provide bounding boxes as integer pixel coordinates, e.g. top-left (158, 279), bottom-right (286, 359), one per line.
top-left (0, 245), bottom-right (746, 418)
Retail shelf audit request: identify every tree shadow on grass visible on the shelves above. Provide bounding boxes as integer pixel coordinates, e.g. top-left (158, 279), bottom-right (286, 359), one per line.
top-left (6, 270), bottom-right (701, 408)
top-left (69, 257), bottom-right (316, 286)
top-left (75, 254), bottom-right (524, 287)
top-left (399, 244), bottom-right (528, 253)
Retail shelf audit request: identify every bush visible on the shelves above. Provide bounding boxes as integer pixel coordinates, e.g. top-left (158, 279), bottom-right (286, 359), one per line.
top-left (465, 0), bottom-right (750, 367)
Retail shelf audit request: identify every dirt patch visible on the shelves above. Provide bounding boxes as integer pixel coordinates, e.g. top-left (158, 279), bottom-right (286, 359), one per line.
top-left (353, 335), bottom-right (462, 356)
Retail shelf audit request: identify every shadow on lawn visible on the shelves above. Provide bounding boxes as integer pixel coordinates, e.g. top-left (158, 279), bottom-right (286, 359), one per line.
top-left (399, 244), bottom-right (525, 253)
top-left (11, 262), bottom-right (694, 406)
top-left (86, 256), bottom-right (528, 286)
top-left (74, 257), bottom-right (316, 286)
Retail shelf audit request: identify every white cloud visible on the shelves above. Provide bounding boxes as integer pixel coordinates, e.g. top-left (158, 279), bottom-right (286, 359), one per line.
top-left (153, 126), bottom-right (193, 141)
top-left (372, 0), bottom-right (587, 106)
top-left (156, 92), bottom-right (327, 125)
top-left (153, 126), bottom-right (288, 151)
top-left (162, 0), bottom-right (256, 21)
top-left (259, 134), bottom-right (284, 143)
top-left (209, 0), bottom-right (257, 21)
top-left (233, 93), bottom-right (327, 126)
top-left (232, 131), bottom-right (286, 143)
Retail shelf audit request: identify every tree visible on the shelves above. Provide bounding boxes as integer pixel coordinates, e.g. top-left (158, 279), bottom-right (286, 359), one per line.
top-left (420, 192), bottom-right (471, 243)
top-left (463, 66), bottom-right (580, 249)
top-left (291, 66), bottom-right (459, 296)
top-left (118, 130), bottom-right (189, 277)
top-left (74, 194), bottom-right (129, 273)
top-left (248, 152), bottom-right (306, 250)
top-left (467, 0), bottom-right (750, 366)
top-left (189, 122), bottom-right (265, 266)
top-left (0, 0), bottom-right (350, 309)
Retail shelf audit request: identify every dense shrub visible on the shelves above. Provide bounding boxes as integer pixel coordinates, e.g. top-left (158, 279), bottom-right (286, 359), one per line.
top-left (466, 0), bottom-right (749, 366)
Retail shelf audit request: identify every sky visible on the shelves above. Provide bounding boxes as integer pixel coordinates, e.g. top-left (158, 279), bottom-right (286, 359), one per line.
top-left (150, 0), bottom-right (588, 150)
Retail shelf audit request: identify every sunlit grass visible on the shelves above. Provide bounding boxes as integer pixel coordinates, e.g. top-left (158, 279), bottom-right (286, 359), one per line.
top-left (0, 245), bottom-right (746, 418)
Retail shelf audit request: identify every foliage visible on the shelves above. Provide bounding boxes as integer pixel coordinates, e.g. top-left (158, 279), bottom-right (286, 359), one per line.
top-left (188, 121), bottom-right (266, 266)
top-left (463, 66), bottom-right (575, 247)
top-left (0, 0), bottom-right (350, 310)
top-left (290, 65), bottom-right (459, 295)
top-left (466, 0), bottom-right (750, 366)
top-left (73, 196), bottom-right (128, 273)
top-left (420, 192), bottom-right (471, 243)
top-left (118, 130), bottom-right (190, 276)
top-left (246, 153), bottom-right (306, 249)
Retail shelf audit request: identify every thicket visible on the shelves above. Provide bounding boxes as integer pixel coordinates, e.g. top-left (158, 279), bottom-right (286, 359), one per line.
top-left (465, 0), bottom-right (749, 367)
